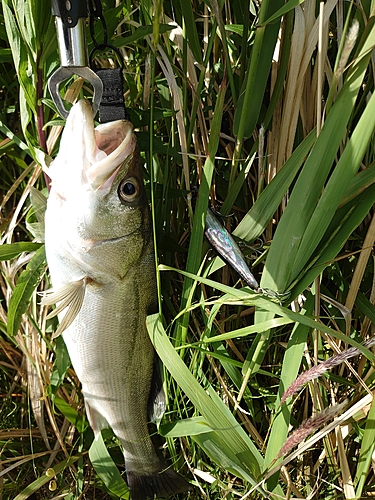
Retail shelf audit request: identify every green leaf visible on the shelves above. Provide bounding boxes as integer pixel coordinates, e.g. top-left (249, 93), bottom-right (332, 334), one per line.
top-left (89, 433), bottom-right (130, 499)
top-left (136, 131), bottom-right (180, 158)
top-left (0, 242), bottom-right (43, 261)
top-left (177, 77), bottom-right (227, 339)
top-left (261, 0), bottom-right (306, 26)
top-left (0, 118), bottom-right (31, 155)
top-left (0, 47), bottom-right (12, 62)
top-left (261, 17), bottom-right (375, 293)
top-left (233, 129), bottom-right (316, 242)
top-left (179, 0), bottom-right (203, 64)
top-left (31, 0), bottom-right (53, 48)
top-left (160, 417), bottom-right (212, 438)
top-left (354, 395), bottom-right (375, 495)
top-left (160, 265), bottom-right (375, 360)
top-left (290, 88), bottom-right (375, 283)
top-left (263, 295), bottom-right (314, 484)
top-left (49, 336), bottom-right (71, 394)
top-left (340, 162), bottom-right (375, 207)
top-left (224, 24), bottom-right (244, 35)
top-left (2, 0), bottom-right (22, 72)
top-left (203, 316), bottom-right (294, 343)
top-left (233, 0), bottom-right (284, 139)
top-left (147, 313), bottom-right (264, 482)
top-left (220, 151), bottom-right (256, 217)
top-left (113, 24), bottom-right (174, 48)
top-left (7, 246), bottom-right (46, 337)
top-left (290, 184), bottom-right (375, 298)
top-left (356, 291), bottom-right (375, 326)
top-left (53, 395), bottom-right (86, 434)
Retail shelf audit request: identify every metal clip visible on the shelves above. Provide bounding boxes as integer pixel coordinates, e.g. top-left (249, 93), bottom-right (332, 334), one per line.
top-left (48, 0), bottom-right (103, 119)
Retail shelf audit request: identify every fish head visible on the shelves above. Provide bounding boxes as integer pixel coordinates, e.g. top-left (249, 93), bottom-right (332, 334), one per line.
top-left (46, 100), bottom-right (152, 280)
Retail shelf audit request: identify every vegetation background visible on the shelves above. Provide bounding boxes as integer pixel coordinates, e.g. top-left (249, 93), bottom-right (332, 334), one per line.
top-left (1, 0), bottom-right (375, 498)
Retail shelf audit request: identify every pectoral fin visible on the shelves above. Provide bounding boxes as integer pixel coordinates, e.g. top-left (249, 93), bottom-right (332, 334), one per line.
top-left (41, 278), bottom-right (86, 338)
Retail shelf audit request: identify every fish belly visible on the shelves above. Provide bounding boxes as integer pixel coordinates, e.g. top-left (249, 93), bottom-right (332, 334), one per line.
top-left (62, 270), bottom-right (162, 474)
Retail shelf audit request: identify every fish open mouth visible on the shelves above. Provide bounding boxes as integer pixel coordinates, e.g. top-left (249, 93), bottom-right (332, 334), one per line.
top-left (86, 118), bottom-right (137, 192)
top-left (66, 100), bottom-right (136, 192)
top-left (95, 121), bottom-right (130, 156)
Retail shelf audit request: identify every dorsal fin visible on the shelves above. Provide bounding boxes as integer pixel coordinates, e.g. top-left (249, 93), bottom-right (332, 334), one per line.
top-left (41, 278), bottom-right (87, 338)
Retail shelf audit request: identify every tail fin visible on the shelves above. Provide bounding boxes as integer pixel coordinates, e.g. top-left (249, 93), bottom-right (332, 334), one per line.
top-left (127, 466), bottom-right (191, 500)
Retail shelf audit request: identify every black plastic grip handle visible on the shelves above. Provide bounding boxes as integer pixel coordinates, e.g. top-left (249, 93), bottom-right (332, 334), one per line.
top-left (51, 0), bottom-right (87, 28)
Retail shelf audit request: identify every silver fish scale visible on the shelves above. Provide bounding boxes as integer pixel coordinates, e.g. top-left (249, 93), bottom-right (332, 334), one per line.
top-left (65, 261), bottom-right (158, 474)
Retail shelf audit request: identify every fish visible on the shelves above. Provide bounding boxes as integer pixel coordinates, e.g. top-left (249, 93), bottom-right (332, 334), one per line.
top-left (205, 208), bottom-right (259, 290)
top-left (42, 99), bottom-right (190, 500)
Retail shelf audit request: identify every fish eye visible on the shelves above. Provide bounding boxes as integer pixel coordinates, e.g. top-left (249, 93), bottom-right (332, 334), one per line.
top-left (118, 177), bottom-right (140, 203)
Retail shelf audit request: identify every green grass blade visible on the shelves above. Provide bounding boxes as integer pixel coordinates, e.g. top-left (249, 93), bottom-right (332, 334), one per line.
top-left (177, 78), bottom-right (226, 339)
top-left (263, 295), bottom-right (314, 482)
top-left (233, 129), bottom-right (316, 242)
top-left (0, 47), bottom-right (12, 62)
top-left (261, 0), bottom-right (305, 26)
top-left (261, 16), bottom-right (375, 293)
top-left (160, 416), bottom-right (212, 438)
top-left (262, 9), bottom-right (294, 131)
top-left (49, 336), bottom-right (71, 394)
top-left (354, 395), bottom-right (375, 495)
top-left (210, 0), bottom-right (237, 105)
top-left (7, 246), bottom-right (46, 337)
top-left (147, 313), bottom-right (264, 479)
top-left (289, 183), bottom-right (375, 298)
top-left (0, 242), bottom-right (42, 261)
top-left (220, 150), bottom-right (256, 216)
top-left (233, 0), bottom-right (284, 140)
top-left (113, 24), bottom-right (174, 48)
top-left (0, 117), bottom-right (31, 154)
top-left (53, 395), bottom-right (86, 434)
top-left (179, 0), bottom-right (202, 64)
top-left (339, 162), bottom-right (375, 206)
top-left (290, 88), bottom-right (375, 283)
top-left (202, 316), bottom-right (294, 342)
top-left (160, 265), bottom-right (375, 358)
top-left (356, 291), bottom-right (375, 326)
top-left (89, 433), bottom-right (130, 499)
